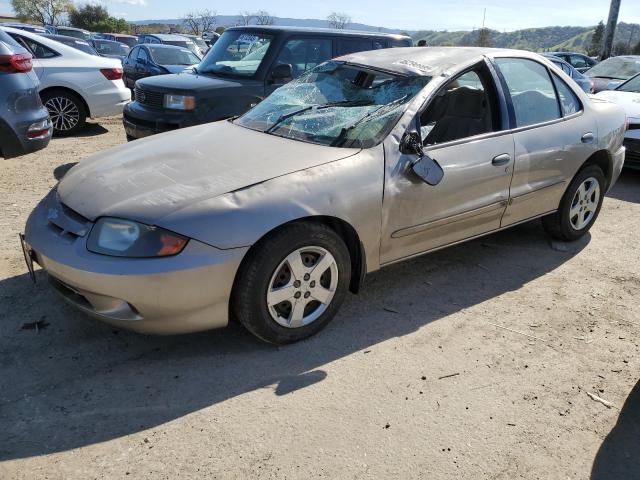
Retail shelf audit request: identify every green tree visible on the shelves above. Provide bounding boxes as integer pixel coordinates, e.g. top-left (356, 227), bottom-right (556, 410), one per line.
top-left (68, 4), bottom-right (129, 33)
top-left (588, 21), bottom-right (605, 56)
top-left (11, 0), bottom-right (71, 25)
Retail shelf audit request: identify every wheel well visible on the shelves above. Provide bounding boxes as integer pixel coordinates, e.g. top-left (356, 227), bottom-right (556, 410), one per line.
top-left (581, 150), bottom-right (612, 189)
top-left (40, 87), bottom-right (90, 117)
top-left (239, 216), bottom-right (366, 295)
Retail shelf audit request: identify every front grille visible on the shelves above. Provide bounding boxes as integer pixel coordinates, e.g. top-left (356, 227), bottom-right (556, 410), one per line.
top-left (624, 139), bottom-right (640, 167)
top-left (134, 87), bottom-right (164, 109)
top-left (44, 192), bottom-right (92, 239)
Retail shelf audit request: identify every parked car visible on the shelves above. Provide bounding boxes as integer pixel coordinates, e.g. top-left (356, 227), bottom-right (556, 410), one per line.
top-left (3, 23), bottom-right (47, 34)
top-left (2, 26), bottom-right (130, 135)
top-left (202, 31), bottom-right (220, 46)
top-left (50, 26), bottom-right (92, 41)
top-left (98, 33), bottom-right (138, 48)
top-left (23, 47), bottom-right (626, 343)
top-left (123, 26), bottom-right (412, 140)
top-left (122, 44), bottom-right (200, 91)
top-left (42, 34), bottom-right (98, 56)
top-left (547, 51), bottom-right (598, 73)
top-left (137, 33), bottom-right (201, 58)
top-left (0, 28), bottom-right (51, 158)
top-left (543, 54), bottom-right (593, 93)
top-left (180, 33), bottom-right (209, 57)
top-left (596, 72), bottom-right (640, 170)
top-left (90, 38), bottom-right (131, 61)
top-left (585, 55), bottom-right (640, 92)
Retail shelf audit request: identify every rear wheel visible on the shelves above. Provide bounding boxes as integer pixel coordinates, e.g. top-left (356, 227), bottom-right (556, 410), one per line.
top-left (232, 222), bottom-right (351, 344)
top-left (41, 90), bottom-right (87, 136)
top-left (542, 165), bottom-right (605, 241)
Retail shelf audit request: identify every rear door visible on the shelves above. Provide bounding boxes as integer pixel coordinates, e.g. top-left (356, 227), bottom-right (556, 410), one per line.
top-left (493, 57), bottom-right (597, 226)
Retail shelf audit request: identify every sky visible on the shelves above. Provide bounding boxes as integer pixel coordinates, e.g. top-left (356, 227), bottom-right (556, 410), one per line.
top-left (1, 0), bottom-right (639, 31)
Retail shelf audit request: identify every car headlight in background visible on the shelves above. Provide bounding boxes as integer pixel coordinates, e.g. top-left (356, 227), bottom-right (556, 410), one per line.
top-left (164, 94), bottom-right (196, 110)
top-left (87, 217), bottom-right (188, 258)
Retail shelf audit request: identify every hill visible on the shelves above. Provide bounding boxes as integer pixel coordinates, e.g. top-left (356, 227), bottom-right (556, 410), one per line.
top-left (131, 15), bottom-right (640, 53)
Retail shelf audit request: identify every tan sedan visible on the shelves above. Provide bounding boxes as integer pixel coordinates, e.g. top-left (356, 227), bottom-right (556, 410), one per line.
top-left (23, 47), bottom-right (627, 344)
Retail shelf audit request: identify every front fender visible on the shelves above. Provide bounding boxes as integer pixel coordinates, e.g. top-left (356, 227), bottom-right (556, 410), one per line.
top-left (157, 146), bottom-right (386, 273)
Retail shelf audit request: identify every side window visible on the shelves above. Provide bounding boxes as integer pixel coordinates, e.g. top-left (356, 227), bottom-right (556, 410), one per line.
top-left (336, 38), bottom-right (373, 56)
top-left (138, 48), bottom-right (149, 62)
top-left (551, 73), bottom-right (582, 116)
top-left (419, 68), bottom-right (498, 146)
top-left (495, 58), bottom-right (561, 128)
top-left (569, 55), bottom-right (588, 69)
top-left (21, 37), bottom-right (57, 59)
top-left (127, 46), bottom-right (138, 60)
top-left (274, 38), bottom-right (332, 78)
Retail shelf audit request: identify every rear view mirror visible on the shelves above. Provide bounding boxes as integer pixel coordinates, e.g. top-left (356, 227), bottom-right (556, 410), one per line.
top-left (401, 131), bottom-right (444, 186)
top-left (271, 63), bottom-right (293, 81)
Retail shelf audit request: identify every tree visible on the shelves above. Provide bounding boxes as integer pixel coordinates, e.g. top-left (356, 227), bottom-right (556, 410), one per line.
top-left (11, 0), bottom-right (71, 26)
top-left (182, 9), bottom-right (216, 35)
top-left (68, 4), bottom-right (109, 30)
top-left (588, 21), bottom-right (605, 57)
top-left (238, 11), bottom-right (253, 26)
top-left (254, 10), bottom-right (274, 26)
top-left (612, 41), bottom-right (630, 56)
top-left (477, 28), bottom-right (491, 47)
top-left (327, 12), bottom-right (351, 30)
top-left (633, 41), bottom-right (640, 55)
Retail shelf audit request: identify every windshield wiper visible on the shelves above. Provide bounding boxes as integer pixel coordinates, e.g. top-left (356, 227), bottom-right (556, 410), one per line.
top-left (265, 99), bottom-right (373, 134)
top-left (330, 95), bottom-right (410, 148)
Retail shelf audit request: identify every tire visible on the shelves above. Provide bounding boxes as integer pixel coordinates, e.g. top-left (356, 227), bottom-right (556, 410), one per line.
top-left (231, 222), bottom-right (351, 344)
top-left (41, 90), bottom-right (87, 136)
top-left (542, 164), bottom-right (606, 241)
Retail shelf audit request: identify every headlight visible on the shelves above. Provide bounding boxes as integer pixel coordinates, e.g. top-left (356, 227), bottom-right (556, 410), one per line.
top-left (164, 94), bottom-right (195, 110)
top-left (87, 217), bottom-right (188, 258)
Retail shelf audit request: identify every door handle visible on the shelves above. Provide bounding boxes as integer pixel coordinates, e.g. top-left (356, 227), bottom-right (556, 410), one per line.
top-left (581, 132), bottom-right (594, 143)
top-left (491, 153), bottom-right (511, 166)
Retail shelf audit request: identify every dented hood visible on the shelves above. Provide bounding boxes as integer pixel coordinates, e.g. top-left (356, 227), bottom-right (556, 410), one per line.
top-left (58, 121), bottom-right (359, 225)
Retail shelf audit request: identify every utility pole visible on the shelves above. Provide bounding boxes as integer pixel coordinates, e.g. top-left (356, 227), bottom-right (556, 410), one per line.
top-left (601, 0), bottom-right (622, 60)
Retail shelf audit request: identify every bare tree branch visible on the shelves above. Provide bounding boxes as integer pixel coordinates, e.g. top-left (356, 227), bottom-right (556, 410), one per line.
top-left (238, 11), bottom-right (253, 26)
top-left (327, 12), bottom-right (351, 30)
top-left (182, 9), bottom-right (217, 35)
top-left (12, 0), bottom-right (72, 26)
top-left (254, 10), bottom-right (274, 26)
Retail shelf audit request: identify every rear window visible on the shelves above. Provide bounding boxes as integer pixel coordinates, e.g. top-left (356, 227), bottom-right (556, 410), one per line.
top-left (148, 46), bottom-right (200, 65)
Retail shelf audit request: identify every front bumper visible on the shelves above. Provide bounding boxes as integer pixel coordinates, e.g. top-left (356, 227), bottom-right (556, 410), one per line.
top-left (623, 128), bottom-right (640, 170)
top-left (24, 190), bottom-right (248, 334)
top-left (123, 101), bottom-right (198, 139)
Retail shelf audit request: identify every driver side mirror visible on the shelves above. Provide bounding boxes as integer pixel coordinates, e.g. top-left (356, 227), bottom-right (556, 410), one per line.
top-left (270, 63), bottom-right (293, 82)
top-left (401, 131), bottom-right (444, 186)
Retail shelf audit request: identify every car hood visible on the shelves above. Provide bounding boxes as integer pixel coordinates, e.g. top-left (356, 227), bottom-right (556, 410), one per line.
top-left (136, 71), bottom-right (239, 94)
top-left (58, 121), bottom-right (359, 227)
top-left (589, 77), bottom-right (623, 93)
top-left (163, 64), bottom-right (195, 74)
top-left (595, 90), bottom-right (640, 119)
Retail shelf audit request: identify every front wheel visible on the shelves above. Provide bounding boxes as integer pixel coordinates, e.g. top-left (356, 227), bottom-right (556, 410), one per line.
top-left (543, 165), bottom-right (605, 241)
top-left (231, 222), bottom-right (351, 344)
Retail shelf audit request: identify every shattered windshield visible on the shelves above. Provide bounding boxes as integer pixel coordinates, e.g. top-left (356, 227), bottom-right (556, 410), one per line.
top-left (236, 61), bottom-right (431, 148)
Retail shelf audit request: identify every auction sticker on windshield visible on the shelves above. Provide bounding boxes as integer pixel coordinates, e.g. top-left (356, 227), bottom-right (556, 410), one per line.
top-left (238, 34), bottom-right (259, 43)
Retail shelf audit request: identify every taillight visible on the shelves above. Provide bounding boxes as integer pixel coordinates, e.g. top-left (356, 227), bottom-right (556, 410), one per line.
top-left (0, 53), bottom-right (33, 73)
top-left (100, 68), bottom-right (123, 80)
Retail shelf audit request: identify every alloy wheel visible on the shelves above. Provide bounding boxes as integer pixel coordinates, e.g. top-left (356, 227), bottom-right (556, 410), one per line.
top-left (266, 246), bottom-right (339, 328)
top-left (45, 96), bottom-right (80, 132)
top-left (569, 177), bottom-right (600, 230)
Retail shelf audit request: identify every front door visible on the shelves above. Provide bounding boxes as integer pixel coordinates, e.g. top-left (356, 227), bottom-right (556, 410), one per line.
top-left (380, 65), bottom-right (515, 265)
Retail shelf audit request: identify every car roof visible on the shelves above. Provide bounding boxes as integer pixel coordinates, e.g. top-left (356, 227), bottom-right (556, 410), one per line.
top-left (57, 26), bottom-right (90, 32)
top-left (143, 33), bottom-right (189, 40)
top-left (142, 43), bottom-right (192, 50)
top-left (104, 33), bottom-right (136, 38)
top-left (338, 46), bottom-right (541, 76)
top-left (43, 33), bottom-right (91, 44)
top-left (93, 38), bottom-right (126, 44)
top-left (225, 25), bottom-right (410, 40)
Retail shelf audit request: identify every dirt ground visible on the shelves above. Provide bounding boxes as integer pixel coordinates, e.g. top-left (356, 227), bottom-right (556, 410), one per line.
top-left (0, 117), bottom-right (639, 480)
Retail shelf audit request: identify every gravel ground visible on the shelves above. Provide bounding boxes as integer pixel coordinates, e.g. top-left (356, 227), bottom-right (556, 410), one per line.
top-left (1, 117), bottom-right (639, 479)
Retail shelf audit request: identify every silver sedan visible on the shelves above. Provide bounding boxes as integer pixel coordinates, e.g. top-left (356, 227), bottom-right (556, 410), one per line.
top-left (22, 47), bottom-right (627, 344)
